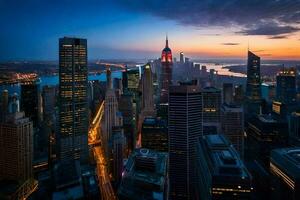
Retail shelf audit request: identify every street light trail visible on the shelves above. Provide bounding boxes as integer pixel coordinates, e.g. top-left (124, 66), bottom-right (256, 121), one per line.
top-left (89, 101), bottom-right (117, 200)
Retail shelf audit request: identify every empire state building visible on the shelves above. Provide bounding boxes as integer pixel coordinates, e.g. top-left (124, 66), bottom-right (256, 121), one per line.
top-left (160, 35), bottom-right (173, 104)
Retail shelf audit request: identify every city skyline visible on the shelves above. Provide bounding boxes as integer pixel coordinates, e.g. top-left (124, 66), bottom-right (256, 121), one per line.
top-left (1, 0), bottom-right (300, 61)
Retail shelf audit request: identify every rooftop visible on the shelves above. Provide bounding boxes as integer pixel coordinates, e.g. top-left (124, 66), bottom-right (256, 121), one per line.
top-left (271, 148), bottom-right (300, 180)
top-left (118, 148), bottom-right (168, 200)
top-left (201, 134), bottom-right (251, 179)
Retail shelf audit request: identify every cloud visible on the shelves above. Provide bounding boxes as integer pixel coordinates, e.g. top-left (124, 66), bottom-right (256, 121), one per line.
top-left (222, 43), bottom-right (240, 45)
top-left (118, 0), bottom-right (300, 36)
top-left (237, 22), bottom-right (300, 35)
top-left (268, 35), bottom-right (289, 39)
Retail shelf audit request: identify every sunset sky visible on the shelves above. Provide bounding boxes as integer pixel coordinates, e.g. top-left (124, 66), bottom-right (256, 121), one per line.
top-left (1, 0), bottom-right (300, 61)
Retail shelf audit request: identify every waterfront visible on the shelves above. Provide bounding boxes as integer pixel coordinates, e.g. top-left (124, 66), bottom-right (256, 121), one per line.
top-left (0, 71), bottom-right (122, 95)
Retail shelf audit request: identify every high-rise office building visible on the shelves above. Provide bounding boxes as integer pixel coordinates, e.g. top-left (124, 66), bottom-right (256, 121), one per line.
top-left (261, 82), bottom-right (276, 103)
top-left (21, 80), bottom-right (40, 127)
top-left (127, 68), bottom-right (140, 94)
top-left (141, 63), bottom-right (155, 117)
top-left (202, 87), bottom-right (222, 135)
top-left (0, 112), bottom-right (33, 181)
top-left (288, 112), bottom-right (300, 146)
top-left (246, 114), bottom-right (288, 167)
top-left (270, 148), bottom-right (300, 200)
top-left (112, 127), bottom-right (126, 185)
top-left (234, 84), bottom-right (244, 105)
top-left (1, 90), bottom-right (8, 121)
top-left (104, 68), bottom-right (119, 156)
top-left (276, 68), bottom-right (297, 105)
top-left (180, 52), bottom-right (184, 64)
top-left (246, 51), bottom-right (261, 100)
top-left (42, 85), bottom-right (56, 122)
top-left (160, 35), bottom-right (173, 104)
top-left (0, 112), bottom-right (37, 199)
top-left (9, 93), bottom-right (20, 114)
top-left (119, 92), bottom-right (135, 154)
top-left (141, 117), bottom-right (168, 152)
top-left (196, 134), bottom-right (253, 200)
top-left (223, 83), bottom-right (234, 105)
top-left (169, 84), bottom-right (202, 199)
top-left (118, 148), bottom-right (169, 200)
top-left (221, 104), bottom-right (244, 158)
top-left (246, 51), bottom-right (261, 116)
top-left (58, 37), bottom-right (88, 163)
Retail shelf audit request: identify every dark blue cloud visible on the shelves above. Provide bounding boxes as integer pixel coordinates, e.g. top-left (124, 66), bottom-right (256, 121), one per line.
top-left (118, 0), bottom-right (300, 36)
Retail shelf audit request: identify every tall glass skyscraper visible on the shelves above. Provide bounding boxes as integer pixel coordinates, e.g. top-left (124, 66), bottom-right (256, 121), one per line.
top-left (246, 51), bottom-right (262, 116)
top-left (246, 51), bottom-right (261, 100)
top-left (169, 84), bottom-right (202, 200)
top-left (58, 37), bottom-right (88, 163)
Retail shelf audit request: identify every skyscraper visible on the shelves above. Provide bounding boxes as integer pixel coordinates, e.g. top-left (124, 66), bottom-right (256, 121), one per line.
top-left (1, 90), bottom-right (8, 121)
top-left (104, 68), bottom-right (119, 156)
top-left (118, 148), bottom-right (169, 200)
top-left (58, 37), bottom-right (88, 163)
top-left (221, 104), bottom-right (244, 158)
top-left (196, 134), bottom-right (253, 200)
top-left (0, 112), bottom-right (37, 199)
top-left (180, 52), bottom-right (184, 64)
top-left (246, 51), bottom-right (261, 115)
top-left (112, 127), bottom-right (126, 185)
top-left (276, 68), bottom-right (297, 105)
top-left (141, 63), bottom-right (155, 117)
top-left (270, 148), bottom-right (300, 200)
top-left (160, 35), bottom-right (173, 104)
top-left (21, 80), bottom-right (40, 127)
top-left (223, 83), bottom-right (234, 105)
top-left (0, 112), bottom-right (33, 181)
top-left (288, 112), bottom-right (300, 146)
top-left (202, 86), bottom-right (222, 135)
top-left (169, 84), bottom-right (202, 199)
top-left (141, 117), bottom-right (168, 152)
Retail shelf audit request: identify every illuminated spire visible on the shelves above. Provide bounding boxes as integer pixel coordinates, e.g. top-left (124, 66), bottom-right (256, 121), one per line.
top-left (166, 34), bottom-right (169, 48)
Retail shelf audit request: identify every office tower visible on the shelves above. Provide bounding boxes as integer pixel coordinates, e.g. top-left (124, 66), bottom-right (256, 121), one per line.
top-left (112, 127), bottom-right (126, 185)
top-left (0, 112), bottom-right (33, 180)
top-left (223, 83), bottom-right (233, 105)
top-left (246, 114), bottom-right (288, 167)
top-left (221, 104), bottom-right (244, 158)
top-left (58, 37), bottom-right (88, 163)
top-left (288, 112), bottom-right (300, 146)
top-left (9, 93), bottom-right (20, 114)
top-left (104, 68), bottom-right (119, 155)
top-left (196, 134), bottom-right (253, 200)
top-left (122, 67), bottom-right (129, 92)
top-left (202, 87), bottom-right (222, 135)
top-left (118, 148), bottom-right (168, 200)
top-left (184, 57), bottom-right (190, 63)
top-left (246, 51), bottom-right (261, 115)
top-left (119, 92), bottom-right (135, 154)
top-left (42, 85), bottom-right (56, 122)
top-left (141, 63), bottom-right (155, 117)
top-left (169, 84), bottom-right (202, 199)
top-left (261, 82), bottom-right (276, 103)
top-left (160, 35), bottom-right (173, 104)
top-left (21, 80), bottom-right (40, 127)
top-left (270, 148), bottom-right (300, 200)
top-left (246, 51), bottom-right (261, 100)
top-left (0, 112), bottom-right (37, 199)
top-left (1, 90), bottom-right (8, 121)
top-left (141, 117), bottom-right (168, 152)
top-left (127, 68), bottom-right (140, 94)
top-left (276, 68), bottom-right (297, 105)
top-left (180, 52), bottom-right (184, 64)
top-left (233, 85), bottom-right (244, 105)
